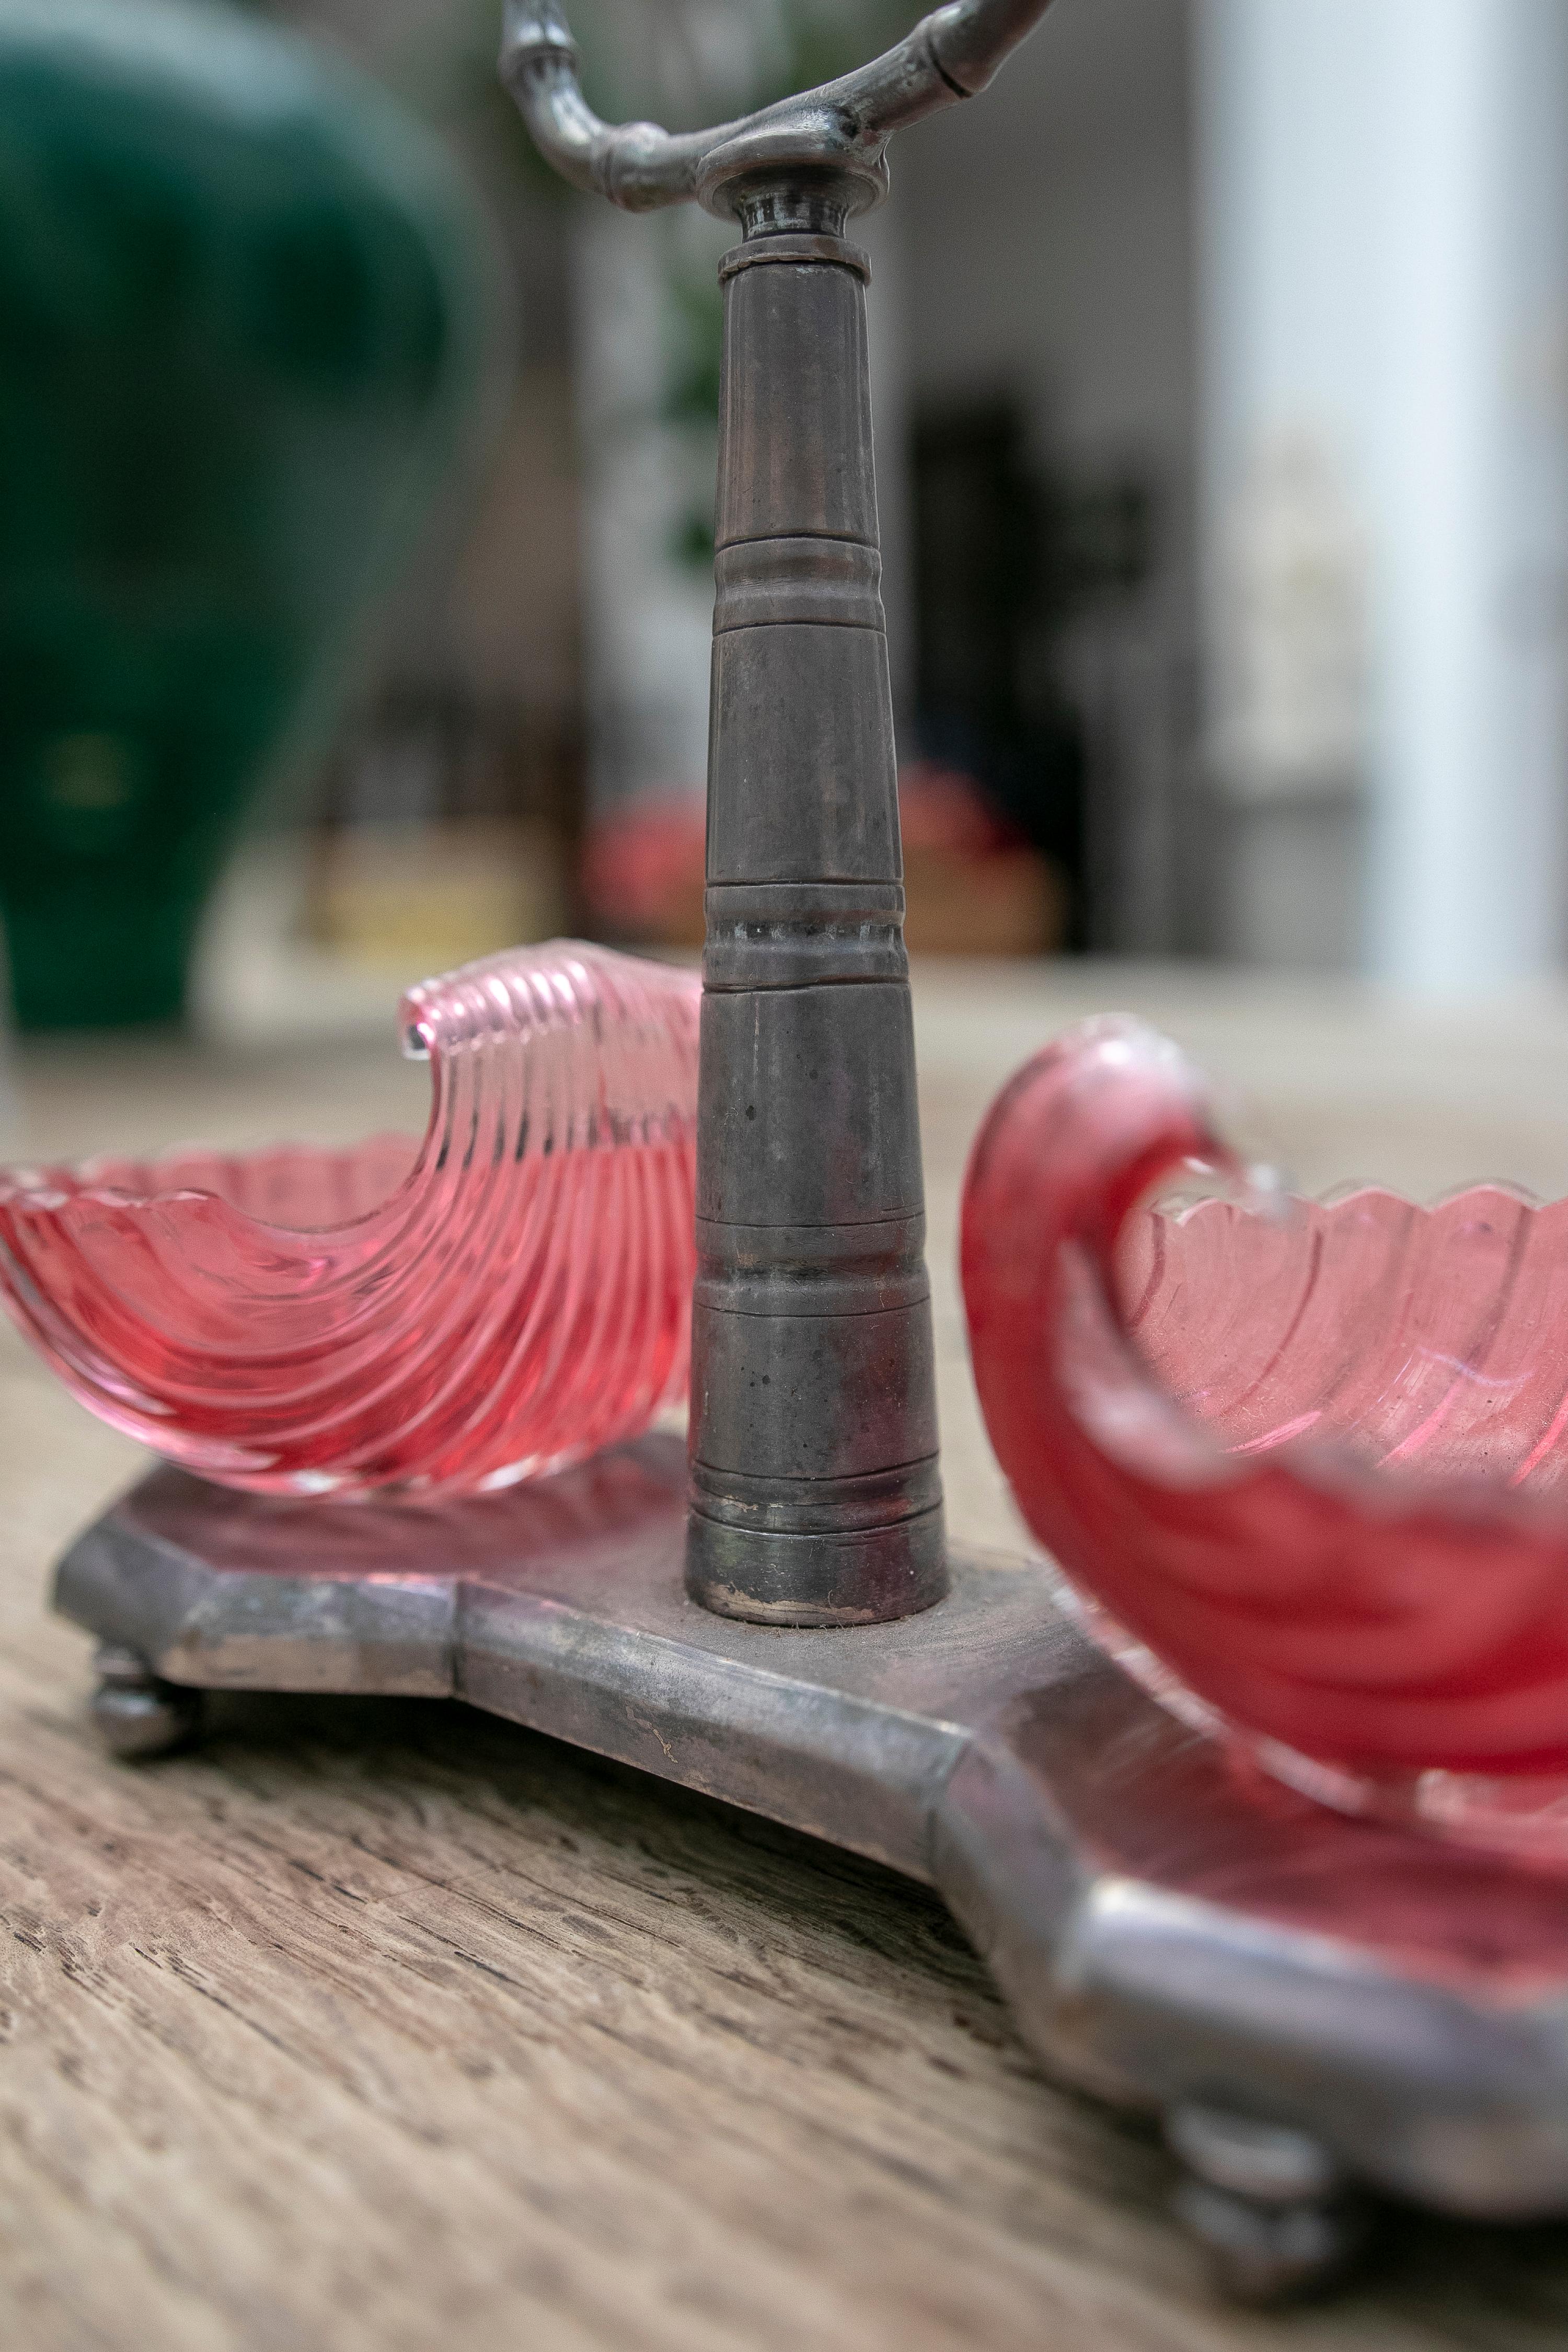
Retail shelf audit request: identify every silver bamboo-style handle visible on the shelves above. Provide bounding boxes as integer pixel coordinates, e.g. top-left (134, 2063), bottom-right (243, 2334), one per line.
top-left (500, 0), bottom-right (1056, 216)
top-left (503, 0), bottom-right (1055, 1625)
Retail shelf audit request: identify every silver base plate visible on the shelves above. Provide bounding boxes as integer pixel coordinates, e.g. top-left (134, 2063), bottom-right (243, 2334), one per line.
top-left (54, 1434), bottom-right (1568, 2286)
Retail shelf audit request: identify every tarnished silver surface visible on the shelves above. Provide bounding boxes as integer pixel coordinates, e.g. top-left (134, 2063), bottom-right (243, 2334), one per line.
top-left (1167, 2104), bottom-right (1344, 2208)
top-left (498, 2), bottom-right (1063, 1634)
top-left (499, 0), bottom-right (1057, 219)
top-left (1165, 2103), bottom-right (1367, 2304)
top-left (56, 1436), bottom-right (1568, 2265)
top-left (88, 1641), bottom-right (203, 1761)
top-left (1170, 2175), bottom-right (1369, 2308)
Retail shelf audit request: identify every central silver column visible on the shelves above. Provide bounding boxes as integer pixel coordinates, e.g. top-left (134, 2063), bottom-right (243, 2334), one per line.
top-left (684, 201), bottom-right (946, 1626)
top-left (500, 0), bottom-right (1063, 1625)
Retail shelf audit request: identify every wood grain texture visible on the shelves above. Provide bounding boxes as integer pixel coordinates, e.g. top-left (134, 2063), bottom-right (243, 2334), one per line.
top-left (5, 965), bottom-right (1568, 2349)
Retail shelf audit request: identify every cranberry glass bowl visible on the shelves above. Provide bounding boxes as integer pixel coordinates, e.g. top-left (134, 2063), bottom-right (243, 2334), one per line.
top-left (0, 942), bottom-right (699, 1498)
top-left (961, 1017), bottom-right (1568, 1853)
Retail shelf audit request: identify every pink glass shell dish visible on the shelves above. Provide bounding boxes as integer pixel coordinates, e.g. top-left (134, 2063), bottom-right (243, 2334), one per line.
top-left (0, 942), bottom-right (699, 1500)
top-left (961, 1017), bottom-right (1568, 1856)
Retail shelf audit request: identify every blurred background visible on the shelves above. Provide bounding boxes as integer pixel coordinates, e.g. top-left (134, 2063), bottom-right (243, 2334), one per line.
top-left (4, 0), bottom-right (1568, 1054)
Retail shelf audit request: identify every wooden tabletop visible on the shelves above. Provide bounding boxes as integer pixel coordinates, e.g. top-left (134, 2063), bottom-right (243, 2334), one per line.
top-left (5, 960), bottom-right (1568, 2351)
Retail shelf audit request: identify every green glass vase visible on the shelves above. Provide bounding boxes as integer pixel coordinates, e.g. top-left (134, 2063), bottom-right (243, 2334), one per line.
top-left (0, 0), bottom-right (495, 1029)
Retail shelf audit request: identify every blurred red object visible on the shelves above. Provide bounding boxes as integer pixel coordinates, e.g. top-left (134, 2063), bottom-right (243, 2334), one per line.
top-left (898, 760), bottom-right (1063, 953)
top-left (585, 766), bottom-right (1063, 952)
top-left (961, 1016), bottom-right (1568, 1839)
top-left (895, 759), bottom-right (1024, 856)
top-left (0, 943), bottom-right (699, 1498)
top-left (584, 795), bottom-right (708, 945)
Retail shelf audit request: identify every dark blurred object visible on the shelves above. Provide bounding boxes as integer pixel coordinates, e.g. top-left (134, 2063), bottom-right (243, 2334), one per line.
top-left (0, 0), bottom-right (494, 1029)
top-left (911, 397), bottom-right (1157, 948)
top-left (305, 684), bottom-right (584, 965)
top-left (897, 760), bottom-right (1064, 954)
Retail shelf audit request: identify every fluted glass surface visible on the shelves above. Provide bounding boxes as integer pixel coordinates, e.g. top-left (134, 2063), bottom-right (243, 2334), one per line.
top-left (961, 1017), bottom-right (1568, 1851)
top-left (0, 942), bottom-right (699, 1497)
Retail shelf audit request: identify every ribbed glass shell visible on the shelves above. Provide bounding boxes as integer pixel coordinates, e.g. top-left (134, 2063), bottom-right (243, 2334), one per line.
top-left (961, 1016), bottom-right (1568, 1844)
top-left (0, 942), bottom-right (700, 1497)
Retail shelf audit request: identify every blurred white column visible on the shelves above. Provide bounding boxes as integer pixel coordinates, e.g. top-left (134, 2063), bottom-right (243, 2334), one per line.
top-left (1198, 0), bottom-right (1568, 989)
top-left (571, 199), bottom-right (718, 826)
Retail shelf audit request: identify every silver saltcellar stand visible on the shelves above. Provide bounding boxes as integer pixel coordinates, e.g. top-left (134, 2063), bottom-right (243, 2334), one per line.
top-left (50, 2), bottom-right (1568, 2301)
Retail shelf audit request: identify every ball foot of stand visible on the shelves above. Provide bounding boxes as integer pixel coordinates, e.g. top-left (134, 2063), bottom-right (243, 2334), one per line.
top-left (90, 1642), bottom-right (204, 1760)
top-left (1167, 2105), bottom-right (1369, 2304)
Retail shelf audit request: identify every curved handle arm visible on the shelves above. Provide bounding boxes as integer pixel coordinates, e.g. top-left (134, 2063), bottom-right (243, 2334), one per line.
top-left (500, 0), bottom-right (1057, 214)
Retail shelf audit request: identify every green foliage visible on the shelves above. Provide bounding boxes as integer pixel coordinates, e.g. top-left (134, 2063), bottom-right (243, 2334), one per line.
top-left (745, 0), bottom-right (921, 112)
top-left (660, 266), bottom-right (723, 427)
